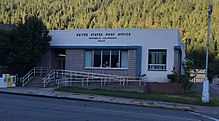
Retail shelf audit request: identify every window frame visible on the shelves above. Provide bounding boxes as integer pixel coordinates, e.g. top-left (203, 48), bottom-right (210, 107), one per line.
top-left (148, 49), bottom-right (167, 71)
top-left (84, 49), bottom-right (128, 69)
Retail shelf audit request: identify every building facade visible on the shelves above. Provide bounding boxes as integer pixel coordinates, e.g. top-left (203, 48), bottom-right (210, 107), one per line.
top-left (38, 28), bottom-right (185, 83)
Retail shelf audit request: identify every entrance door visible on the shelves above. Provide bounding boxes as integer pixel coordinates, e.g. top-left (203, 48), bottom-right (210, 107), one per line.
top-left (57, 58), bottom-right (65, 69)
top-left (55, 49), bottom-right (66, 70)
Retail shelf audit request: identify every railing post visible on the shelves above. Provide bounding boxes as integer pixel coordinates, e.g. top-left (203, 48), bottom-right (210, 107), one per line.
top-left (70, 72), bottom-right (72, 80)
top-left (104, 78), bottom-right (107, 86)
top-left (57, 80), bottom-right (59, 88)
top-left (81, 78), bottom-right (84, 86)
top-left (53, 70), bottom-right (55, 78)
top-left (65, 79), bottom-right (67, 87)
top-left (105, 75), bottom-right (107, 85)
top-left (34, 68), bottom-right (35, 76)
top-left (28, 75), bottom-right (29, 83)
top-left (40, 68), bottom-right (42, 77)
top-left (123, 78), bottom-right (125, 86)
top-left (21, 78), bottom-right (24, 87)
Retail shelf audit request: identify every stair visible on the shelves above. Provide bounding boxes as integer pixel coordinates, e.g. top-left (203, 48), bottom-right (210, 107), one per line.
top-left (20, 67), bottom-right (48, 87)
top-left (26, 77), bottom-right (43, 87)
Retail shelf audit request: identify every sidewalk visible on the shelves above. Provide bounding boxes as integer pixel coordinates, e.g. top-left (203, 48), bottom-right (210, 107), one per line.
top-left (0, 87), bottom-right (219, 115)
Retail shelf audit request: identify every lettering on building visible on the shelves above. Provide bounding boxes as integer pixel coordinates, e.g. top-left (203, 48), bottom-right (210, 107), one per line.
top-left (76, 32), bottom-right (131, 42)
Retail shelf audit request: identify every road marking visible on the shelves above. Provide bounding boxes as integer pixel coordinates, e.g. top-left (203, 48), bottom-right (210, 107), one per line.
top-left (0, 98), bottom-right (198, 121)
top-left (190, 112), bottom-right (219, 121)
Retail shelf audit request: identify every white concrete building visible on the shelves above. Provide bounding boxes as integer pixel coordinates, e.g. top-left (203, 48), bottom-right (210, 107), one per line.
top-left (39, 28), bottom-right (185, 83)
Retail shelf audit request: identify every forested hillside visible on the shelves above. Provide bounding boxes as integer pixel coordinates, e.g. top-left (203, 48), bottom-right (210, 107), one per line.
top-left (1, 0), bottom-right (219, 71)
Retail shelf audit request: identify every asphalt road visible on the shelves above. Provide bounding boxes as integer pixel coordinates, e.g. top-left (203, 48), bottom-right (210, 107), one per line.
top-left (0, 93), bottom-right (216, 121)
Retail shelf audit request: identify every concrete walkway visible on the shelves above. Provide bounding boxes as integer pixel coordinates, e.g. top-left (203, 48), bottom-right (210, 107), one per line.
top-left (0, 87), bottom-right (219, 116)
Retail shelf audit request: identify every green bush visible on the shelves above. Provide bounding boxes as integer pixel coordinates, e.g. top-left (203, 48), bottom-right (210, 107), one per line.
top-left (167, 61), bottom-right (194, 93)
top-left (167, 74), bottom-right (177, 83)
top-left (167, 67), bottom-right (179, 83)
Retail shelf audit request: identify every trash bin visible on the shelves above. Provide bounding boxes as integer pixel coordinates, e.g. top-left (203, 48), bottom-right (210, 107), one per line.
top-left (11, 75), bottom-right (16, 87)
top-left (7, 74), bottom-right (12, 87)
top-left (0, 75), bottom-right (7, 88)
top-left (0, 74), bottom-right (7, 88)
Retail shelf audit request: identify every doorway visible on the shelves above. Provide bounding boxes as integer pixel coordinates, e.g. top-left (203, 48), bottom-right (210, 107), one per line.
top-left (55, 49), bottom-right (66, 70)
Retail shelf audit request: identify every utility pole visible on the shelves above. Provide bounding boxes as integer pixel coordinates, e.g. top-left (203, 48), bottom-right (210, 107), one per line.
top-left (202, 4), bottom-right (212, 103)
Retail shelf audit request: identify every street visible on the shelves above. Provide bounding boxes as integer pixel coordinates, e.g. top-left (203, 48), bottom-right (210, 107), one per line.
top-left (0, 93), bottom-right (216, 121)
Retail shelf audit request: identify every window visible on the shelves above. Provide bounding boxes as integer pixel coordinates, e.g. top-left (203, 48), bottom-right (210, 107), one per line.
top-left (111, 50), bottom-right (119, 67)
top-left (85, 51), bottom-right (92, 67)
top-left (94, 50), bottom-right (101, 67)
top-left (102, 50), bottom-right (110, 67)
top-left (85, 49), bottom-right (128, 68)
top-left (120, 51), bottom-right (128, 68)
top-left (148, 49), bottom-right (167, 70)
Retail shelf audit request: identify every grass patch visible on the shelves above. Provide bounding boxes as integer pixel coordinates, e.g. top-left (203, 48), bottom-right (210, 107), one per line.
top-left (55, 86), bottom-right (219, 107)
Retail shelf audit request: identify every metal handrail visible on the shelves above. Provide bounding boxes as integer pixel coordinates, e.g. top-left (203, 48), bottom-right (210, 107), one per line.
top-left (43, 69), bottom-right (145, 88)
top-left (42, 69), bottom-right (55, 87)
top-left (56, 76), bottom-right (144, 88)
top-left (20, 67), bottom-right (48, 86)
top-left (21, 68), bottom-right (144, 88)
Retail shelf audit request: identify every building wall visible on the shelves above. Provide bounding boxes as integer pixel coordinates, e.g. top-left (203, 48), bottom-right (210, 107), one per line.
top-left (65, 49), bottom-right (137, 77)
top-left (65, 49), bottom-right (84, 71)
top-left (48, 28), bottom-right (184, 82)
top-left (37, 50), bottom-right (56, 71)
top-left (128, 49), bottom-right (137, 76)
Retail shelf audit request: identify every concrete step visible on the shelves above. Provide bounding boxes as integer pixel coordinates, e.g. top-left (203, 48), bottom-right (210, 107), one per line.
top-left (26, 84), bottom-right (43, 87)
top-left (26, 77), bottom-right (43, 87)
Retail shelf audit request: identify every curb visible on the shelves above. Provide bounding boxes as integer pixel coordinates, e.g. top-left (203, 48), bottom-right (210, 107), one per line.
top-left (0, 90), bottom-right (193, 112)
top-left (0, 90), bottom-right (90, 102)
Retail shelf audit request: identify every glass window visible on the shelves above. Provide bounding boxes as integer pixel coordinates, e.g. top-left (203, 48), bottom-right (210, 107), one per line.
top-left (148, 49), bottom-right (167, 70)
top-left (94, 50), bottom-right (101, 67)
top-left (120, 51), bottom-right (128, 68)
top-left (85, 51), bottom-right (92, 67)
top-left (111, 50), bottom-right (119, 68)
top-left (102, 50), bottom-right (110, 67)
top-left (85, 49), bottom-right (128, 68)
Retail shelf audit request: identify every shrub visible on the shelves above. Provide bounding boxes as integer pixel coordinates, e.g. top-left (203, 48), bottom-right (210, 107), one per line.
top-left (167, 74), bottom-right (178, 83)
top-left (167, 67), bottom-right (179, 83)
top-left (167, 61), bottom-right (195, 93)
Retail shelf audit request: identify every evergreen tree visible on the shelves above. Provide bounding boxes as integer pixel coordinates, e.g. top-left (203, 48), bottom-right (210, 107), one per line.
top-left (0, 29), bottom-right (10, 65)
top-left (6, 16), bottom-right (51, 74)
